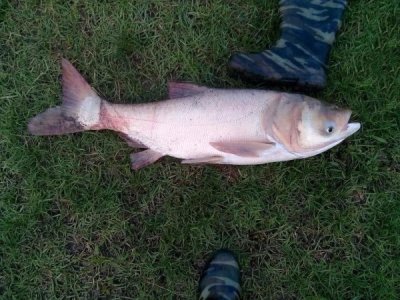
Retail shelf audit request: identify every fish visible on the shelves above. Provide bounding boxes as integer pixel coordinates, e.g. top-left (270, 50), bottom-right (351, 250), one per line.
top-left (28, 59), bottom-right (360, 170)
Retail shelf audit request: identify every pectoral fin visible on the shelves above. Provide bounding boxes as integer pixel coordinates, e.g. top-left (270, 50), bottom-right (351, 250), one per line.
top-left (130, 149), bottom-right (163, 170)
top-left (210, 141), bottom-right (275, 157)
top-left (181, 156), bottom-right (223, 165)
top-left (168, 82), bottom-right (210, 99)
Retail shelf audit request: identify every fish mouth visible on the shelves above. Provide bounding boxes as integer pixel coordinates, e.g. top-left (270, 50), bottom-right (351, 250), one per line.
top-left (340, 122), bottom-right (361, 138)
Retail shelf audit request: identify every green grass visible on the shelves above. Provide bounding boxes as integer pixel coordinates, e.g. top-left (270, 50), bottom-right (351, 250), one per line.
top-left (1, 0), bottom-right (399, 298)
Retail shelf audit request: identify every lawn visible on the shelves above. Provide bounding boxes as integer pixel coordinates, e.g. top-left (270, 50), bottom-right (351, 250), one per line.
top-left (1, 0), bottom-right (399, 299)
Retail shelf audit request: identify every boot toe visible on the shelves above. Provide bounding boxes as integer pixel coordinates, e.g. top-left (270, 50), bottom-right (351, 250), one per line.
top-left (198, 250), bottom-right (241, 300)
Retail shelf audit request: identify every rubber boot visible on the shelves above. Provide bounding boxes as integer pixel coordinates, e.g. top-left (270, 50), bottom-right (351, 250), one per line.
top-left (229, 0), bottom-right (348, 89)
top-left (198, 250), bottom-right (241, 300)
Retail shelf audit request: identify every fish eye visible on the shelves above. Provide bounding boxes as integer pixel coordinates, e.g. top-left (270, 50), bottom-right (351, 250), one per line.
top-left (323, 120), bottom-right (336, 135)
top-left (326, 126), bottom-right (334, 134)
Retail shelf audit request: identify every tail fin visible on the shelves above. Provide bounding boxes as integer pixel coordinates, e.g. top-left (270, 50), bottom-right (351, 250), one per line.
top-left (28, 59), bottom-right (102, 136)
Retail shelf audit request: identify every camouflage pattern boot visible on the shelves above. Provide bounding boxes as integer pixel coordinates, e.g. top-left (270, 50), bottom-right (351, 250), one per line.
top-left (229, 0), bottom-right (347, 89)
top-left (198, 250), bottom-right (241, 300)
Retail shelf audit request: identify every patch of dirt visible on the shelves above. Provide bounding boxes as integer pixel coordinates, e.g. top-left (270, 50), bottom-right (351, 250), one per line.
top-left (247, 229), bottom-right (284, 260)
top-left (145, 234), bottom-right (161, 252)
top-left (169, 165), bottom-right (205, 186)
top-left (65, 235), bottom-right (92, 257)
top-left (312, 250), bottom-right (333, 262)
top-left (46, 198), bottom-right (76, 225)
top-left (294, 228), bottom-right (339, 263)
top-left (213, 165), bottom-right (242, 184)
top-left (193, 256), bottom-right (206, 277)
top-left (143, 195), bottom-right (165, 216)
top-left (352, 189), bottom-right (367, 205)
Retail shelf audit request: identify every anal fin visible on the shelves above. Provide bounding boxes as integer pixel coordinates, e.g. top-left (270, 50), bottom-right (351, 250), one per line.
top-left (210, 141), bottom-right (275, 157)
top-left (130, 149), bottom-right (163, 170)
top-left (181, 156), bottom-right (223, 165)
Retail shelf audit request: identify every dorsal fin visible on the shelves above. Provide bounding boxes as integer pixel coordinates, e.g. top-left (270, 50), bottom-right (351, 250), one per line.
top-left (168, 81), bottom-right (210, 99)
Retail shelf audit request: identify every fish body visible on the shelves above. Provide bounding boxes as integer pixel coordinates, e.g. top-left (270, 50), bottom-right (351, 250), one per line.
top-left (28, 59), bottom-right (360, 169)
top-left (104, 89), bottom-right (287, 164)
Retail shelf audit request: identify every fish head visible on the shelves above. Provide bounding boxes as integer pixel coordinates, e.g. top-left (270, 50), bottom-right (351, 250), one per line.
top-left (270, 94), bottom-right (360, 156)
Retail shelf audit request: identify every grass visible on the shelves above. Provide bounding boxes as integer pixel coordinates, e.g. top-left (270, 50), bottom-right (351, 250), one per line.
top-left (1, 0), bottom-right (399, 298)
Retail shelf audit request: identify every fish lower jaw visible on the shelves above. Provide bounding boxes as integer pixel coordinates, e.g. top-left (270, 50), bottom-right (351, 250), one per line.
top-left (346, 122), bottom-right (361, 135)
top-left (295, 138), bottom-right (346, 159)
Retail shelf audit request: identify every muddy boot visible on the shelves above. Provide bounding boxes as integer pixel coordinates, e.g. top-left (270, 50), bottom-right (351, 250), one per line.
top-left (198, 249), bottom-right (241, 300)
top-left (229, 0), bottom-right (347, 89)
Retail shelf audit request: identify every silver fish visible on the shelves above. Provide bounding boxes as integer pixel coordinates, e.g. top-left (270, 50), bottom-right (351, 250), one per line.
top-left (28, 59), bottom-right (360, 170)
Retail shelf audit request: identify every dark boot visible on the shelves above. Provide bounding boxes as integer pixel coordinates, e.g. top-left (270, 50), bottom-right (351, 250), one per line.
top-left (198, 249), bottom-right (241, 300)
top-left (229, 0), bottom-right (348, 89)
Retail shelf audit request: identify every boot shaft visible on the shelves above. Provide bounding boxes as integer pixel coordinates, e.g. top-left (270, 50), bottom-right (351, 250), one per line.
top-left (279, 0), bottom-right (347, 61)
